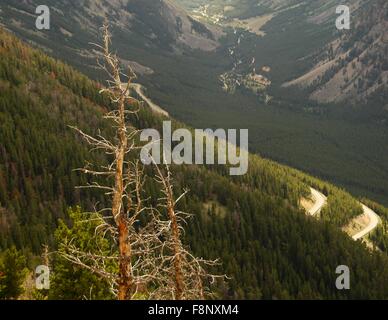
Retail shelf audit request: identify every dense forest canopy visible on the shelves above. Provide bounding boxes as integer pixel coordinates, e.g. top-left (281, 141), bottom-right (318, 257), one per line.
top-left (0, 28), bottom-right (388, 299)
top-left (1, 0), bottom-right (388, 207)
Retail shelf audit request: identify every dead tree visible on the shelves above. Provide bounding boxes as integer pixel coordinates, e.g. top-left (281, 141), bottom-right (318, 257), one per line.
top-left (151, 164), bottom-right (224, 300)
top-left (61, 24), bottom-right (223, 300)
top-left (66, 24), bottom-right (156, 300)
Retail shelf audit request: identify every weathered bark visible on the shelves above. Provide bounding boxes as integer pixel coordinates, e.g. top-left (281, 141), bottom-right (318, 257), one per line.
top-left (64, 24), bottom-right (222, 300)
top-left (117, 215), bottom-right (132, 300)
top-left (166, 187), bottom-right (184, 300)
top-left (112, 93), bottom-right (133, 300)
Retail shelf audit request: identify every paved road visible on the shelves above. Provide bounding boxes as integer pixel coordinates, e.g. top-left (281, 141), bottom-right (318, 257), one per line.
top-left (308, 188), bottom-right (380, 241)
top-left (122, 82), bottom-right (381, 242)
top-left (352, 204), bottom-right (380, 241)
top-left (130, 83), bottom-right (169, 117)
top-left (308, 188), bottom-right (327, 216)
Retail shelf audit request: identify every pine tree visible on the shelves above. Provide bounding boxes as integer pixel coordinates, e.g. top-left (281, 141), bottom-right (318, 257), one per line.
top-left (50, 208), bottom-right (115, 300)
top-left (0, 246), bottom-right (28, 299)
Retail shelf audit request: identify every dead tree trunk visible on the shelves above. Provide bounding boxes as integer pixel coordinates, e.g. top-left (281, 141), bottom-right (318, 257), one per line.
top-left (63, 24), bottom-right (224, 300)
top-left (103, 30), bottom-right (133, 300)
top-left (167, 198), bottom-right (184, 300)
top-left (155, 166), bottom-right (185, 299)
top-left (114, 101), bottom-right (132, 300)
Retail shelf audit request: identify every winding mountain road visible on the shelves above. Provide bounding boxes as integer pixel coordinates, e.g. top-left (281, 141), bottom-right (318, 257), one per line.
top-left (352, 204), bottom-right (380, 241)
top-left (123, 82), bottom-right (381, 243)
top-left (308, 188), bottom-right (380, 241)
top-left (130, 83), bottom-right (169, 117)
top-left (307, 188), bottom-right (327, 216)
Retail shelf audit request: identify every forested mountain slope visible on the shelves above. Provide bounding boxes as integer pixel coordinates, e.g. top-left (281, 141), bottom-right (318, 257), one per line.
top-left (2, 0), bottom-right (388, 208)
top-left (284, 0), bottom-right (388, 104)
top-left (0, 0), bottom-right (221, 78)
top-left (1, 28), bottom-right (388, 299)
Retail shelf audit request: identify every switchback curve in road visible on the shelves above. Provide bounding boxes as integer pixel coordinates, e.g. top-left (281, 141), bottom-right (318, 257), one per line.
top-left (123, 82), bottom-right (381, 242)
top-left (307, 187), bottom-right (327, 216)
top-left (308, 188), bottom-right (380, 241)
top-left (352, 204), bottom-right (380, 241)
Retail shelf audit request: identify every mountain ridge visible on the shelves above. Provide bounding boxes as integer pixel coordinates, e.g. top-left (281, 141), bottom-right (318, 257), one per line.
top-left (0, 0), bottom-right (222, 78)
top-left (1, 27), bottom-right (388, 299)
top-left (284, 0), bottom-right (388, 104)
